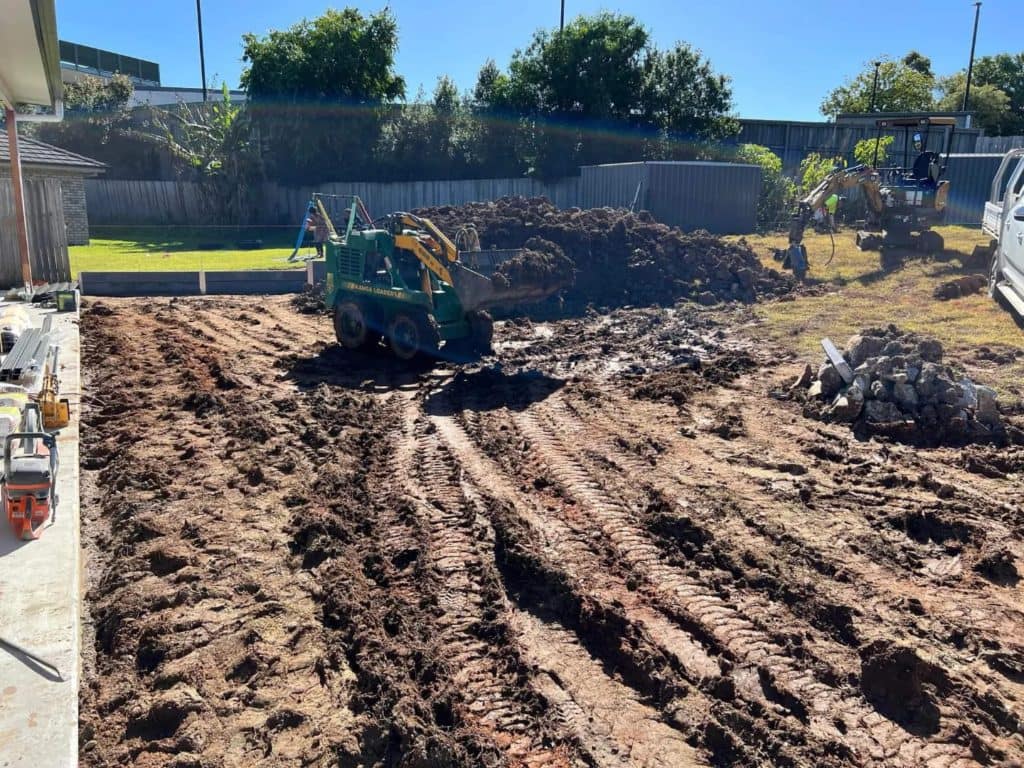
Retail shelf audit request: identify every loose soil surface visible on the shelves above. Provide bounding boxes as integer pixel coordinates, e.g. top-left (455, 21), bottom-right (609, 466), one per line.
top-left (79, 297), bottom-right (1024, 767)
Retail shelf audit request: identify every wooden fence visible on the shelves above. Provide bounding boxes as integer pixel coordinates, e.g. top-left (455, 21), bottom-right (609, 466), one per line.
top-left (0, 176), bottom-right (71, 287)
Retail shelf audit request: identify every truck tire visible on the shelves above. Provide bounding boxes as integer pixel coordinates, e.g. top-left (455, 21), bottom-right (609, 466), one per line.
top-left (387, 313), bottom-right (439, 361)
top-left (334, 301), bottom-right (369, 350)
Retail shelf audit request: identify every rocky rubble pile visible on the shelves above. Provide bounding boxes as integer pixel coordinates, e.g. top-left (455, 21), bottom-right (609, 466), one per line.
top-left (795, 326), bottom-right (1019, 445)
top-left (414, 197), bottom-right (794, 307)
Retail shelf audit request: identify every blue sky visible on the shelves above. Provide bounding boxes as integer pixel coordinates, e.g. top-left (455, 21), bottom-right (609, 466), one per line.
top-left (55, 0), bottom-right (1017, 120)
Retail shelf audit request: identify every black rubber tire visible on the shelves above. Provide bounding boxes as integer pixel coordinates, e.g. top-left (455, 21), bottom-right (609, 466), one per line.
top-left (387, 313), bottom-right (440, 361)
top-left (469, 311), bottom-right (494, 354)
top-left (334, 301), bottom-right (368, 350)
top-left (387, 313), bottom-right (421, 360)
top-left (988, 249), bottom-right (1002, 300)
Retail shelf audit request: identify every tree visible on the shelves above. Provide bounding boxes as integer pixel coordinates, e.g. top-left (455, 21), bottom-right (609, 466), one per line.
top-left (821, 57), bottom-right (935, 117)
top-left (475, 13), bottom-right (736, 177)
top-left (940, 53), bottom-right (1024, 135)
top-left (374, 77), bottom-right (478, 180)
top-left (63, 74), bottom-right (133, 114)
top-left (736, 144), bottom-right (795, 230)
top-left (854, 135), bottom-right (894, 167)
top-left (240, 8), bottom-right (404, 102)
top-left (147, 85), bottom-right (260, 223)
top-left (799, 153), bottom-right (845, 192)
top-left (937, 73), bottom-right (1011, 135)
top-left (902, 51), bottom-right (933, 79)
top-left (240, 8), bottom-right (405, 184)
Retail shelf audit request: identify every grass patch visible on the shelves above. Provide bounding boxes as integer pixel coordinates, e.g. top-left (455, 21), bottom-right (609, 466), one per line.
top-left (69, 225), bottom-right (315, 276)
top-left (736, 225), bottom-right (1024, 402)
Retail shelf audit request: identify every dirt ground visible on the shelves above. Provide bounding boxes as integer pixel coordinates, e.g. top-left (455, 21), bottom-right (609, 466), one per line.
top-left (78, 296), bottom-right (1024, 767)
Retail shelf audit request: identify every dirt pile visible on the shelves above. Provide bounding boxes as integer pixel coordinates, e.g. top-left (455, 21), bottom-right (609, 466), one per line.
top-left (414, 196), bottom-right (793, 307)
top-left (492, 236), bottom-right (575, 292)
top-left (794, 326), bottom-right (1020, 445)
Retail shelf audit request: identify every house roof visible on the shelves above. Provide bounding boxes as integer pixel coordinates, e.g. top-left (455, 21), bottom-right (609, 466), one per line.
top-left (0, 131), bottom-right (105, 173)
top-left (0, 1), bottom-right (63, 108)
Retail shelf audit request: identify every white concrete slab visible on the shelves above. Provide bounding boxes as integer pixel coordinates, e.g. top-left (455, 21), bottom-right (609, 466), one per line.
top-left (0, 305), bottom-right (80, 768)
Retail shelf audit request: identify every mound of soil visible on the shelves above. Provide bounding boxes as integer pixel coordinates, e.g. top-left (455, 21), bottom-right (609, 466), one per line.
top-left (933, 274), bottom-right (987, 301)
top-left (493, 237), bottom-right (575, 292)
top-left (414, 197), bottom-right (793, 307)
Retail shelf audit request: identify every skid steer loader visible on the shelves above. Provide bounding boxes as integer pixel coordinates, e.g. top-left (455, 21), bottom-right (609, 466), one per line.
top-left (315, 194), bottom-right (570, 361)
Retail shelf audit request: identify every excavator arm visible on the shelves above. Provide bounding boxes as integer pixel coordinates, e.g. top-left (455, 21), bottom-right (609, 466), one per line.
top-left (787, 165), bottom-right (882, 248)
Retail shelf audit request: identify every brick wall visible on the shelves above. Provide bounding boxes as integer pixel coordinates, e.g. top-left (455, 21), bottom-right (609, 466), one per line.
top-left (58, 176), bottom-right (89, 245)
top-left (0, 169), bottom-right (92, 246)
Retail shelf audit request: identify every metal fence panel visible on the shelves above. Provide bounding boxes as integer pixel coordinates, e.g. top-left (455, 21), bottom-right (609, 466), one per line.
top-left (975, 136), bottom-right (1024, 153)
top-left (578, 163), bottom-right (647, 210)
top-left (942, 154), bottom-right (1007, 225)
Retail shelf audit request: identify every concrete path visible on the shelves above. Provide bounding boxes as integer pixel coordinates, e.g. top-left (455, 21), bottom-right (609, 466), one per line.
top-left (0, 306), bottom-right (81, 768)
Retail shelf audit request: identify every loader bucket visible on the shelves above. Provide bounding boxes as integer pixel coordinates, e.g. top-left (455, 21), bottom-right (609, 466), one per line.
top-left (450, 253), bottom-right (570, 312)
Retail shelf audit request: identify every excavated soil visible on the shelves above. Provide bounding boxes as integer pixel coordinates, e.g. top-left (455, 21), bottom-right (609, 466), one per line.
top-left (79, 297), bottom-right (1024, 767)
top-left (414, 197), bottom-right (794, 307)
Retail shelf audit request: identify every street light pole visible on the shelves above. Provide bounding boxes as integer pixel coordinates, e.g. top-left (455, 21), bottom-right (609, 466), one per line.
top-left (870, 61), bottom-right (881, 111)
top-left (962, 2), bottom-right (982, 116)
top-left (560, 0), bottom-right (565, 31)
top-left (196, 0), bottom-right (208, 102)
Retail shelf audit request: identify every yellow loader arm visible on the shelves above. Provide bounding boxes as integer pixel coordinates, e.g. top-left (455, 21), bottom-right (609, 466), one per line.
top-left (787, 165), bottom-right (882, 249)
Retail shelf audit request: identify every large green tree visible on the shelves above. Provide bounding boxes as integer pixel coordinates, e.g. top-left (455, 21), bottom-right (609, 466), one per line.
top-left (240, 8), bottom-right (404, 102)
top-left (821, 54), bottom-right (935, 117)
top-left (240, 8), bottom-right (405, 184)
top-left (473, 13), bottom-right (736, 177)
top-left (937, 73), bottom-right (1011, 135)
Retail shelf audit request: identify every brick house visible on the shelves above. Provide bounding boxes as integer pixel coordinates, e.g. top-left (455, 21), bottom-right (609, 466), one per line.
top-left (0, 131), bottom-right (104, 245)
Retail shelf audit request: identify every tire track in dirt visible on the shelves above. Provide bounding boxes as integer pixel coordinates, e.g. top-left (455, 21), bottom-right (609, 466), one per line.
top-left (538, 392), bottom-right (1022, 760)
top-left (577, 381), bottom-right (1024, 747)
top-left (433, 410), bottom-right (838, 766)
top-left (393, 394), bottom-right (575, 765)
top-left (505, 399), bottom-right (981, 767)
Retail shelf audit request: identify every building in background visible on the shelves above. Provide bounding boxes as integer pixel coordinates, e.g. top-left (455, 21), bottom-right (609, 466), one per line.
top-left (59, 39), bottom-right (245, 107)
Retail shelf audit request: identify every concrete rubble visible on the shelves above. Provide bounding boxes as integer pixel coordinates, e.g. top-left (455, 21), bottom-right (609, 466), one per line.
top-left (794, 325), bottom-right (1021, 446)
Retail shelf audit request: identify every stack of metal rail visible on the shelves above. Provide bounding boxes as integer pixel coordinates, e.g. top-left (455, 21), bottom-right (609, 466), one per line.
top-left (0, 316), bottom-right (52, 384)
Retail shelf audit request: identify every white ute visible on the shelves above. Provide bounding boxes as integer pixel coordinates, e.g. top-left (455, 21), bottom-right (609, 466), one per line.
top-left (983, 148), bottom-right (1024, 317)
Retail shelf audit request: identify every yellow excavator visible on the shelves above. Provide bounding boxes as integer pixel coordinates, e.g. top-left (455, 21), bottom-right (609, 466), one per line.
top-left (779, 116), bottom-right (953, 278)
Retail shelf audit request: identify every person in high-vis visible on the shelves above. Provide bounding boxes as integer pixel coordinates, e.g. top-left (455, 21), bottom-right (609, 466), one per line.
top-left (824, 193), bottom-right (840, 232)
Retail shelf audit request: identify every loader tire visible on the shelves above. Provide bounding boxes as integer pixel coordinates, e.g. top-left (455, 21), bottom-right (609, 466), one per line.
top-left (469, 311), bottom-right (494, 354)
top-left (334, 301), bottom-right (370, 350)
top-left (388, 313), bottom-right (439, 361)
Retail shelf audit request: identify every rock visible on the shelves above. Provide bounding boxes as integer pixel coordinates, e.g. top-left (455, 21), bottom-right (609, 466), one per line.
top-left (807, 381), bottom-right (823, 399)
top-left (817, 363), bottom-right (844, 398)
top-left (917, 338), bottom-right (944, 363)
top-left (907, 364), bottom-right (921, 384)
top-left (975, 385), bottom-right (1000, 426)
top-left (957, 379), bottom-right (978, 410)
top-left (890, 372), bottom-right (908, 386)
top-left (845, 334), bottom-right (886, 367)
top-left (864, 400), bottom-right (902, 423)
top-left (893, 382), bottom-right (919, 410)
top-left (852, 373), bottom-right (871, 394)
top-left (882, 341), bottom-right (905, 357)
top-left (791, 364), bottom-right (813, 390)
top-left (829, 385), bottom-right (865, 422)
top-left (697, 291), bottom-right (719, 306)
top-left (871, 380), bottom-right (889, 401)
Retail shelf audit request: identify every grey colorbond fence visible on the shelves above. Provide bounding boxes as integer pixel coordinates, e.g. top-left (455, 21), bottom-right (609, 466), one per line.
top-left (0, 177), bottom-right (72, 287)
top-left (85, 163), bottom-right (763, 235)
top-left (975, 136), bottom-right (1024, 154)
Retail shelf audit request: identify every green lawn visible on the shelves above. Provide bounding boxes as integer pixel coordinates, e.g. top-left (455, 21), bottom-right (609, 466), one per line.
top-left (733, 224), bottom-right (1024, 402)
top-left (70, 225), bottom-right (315, 276)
